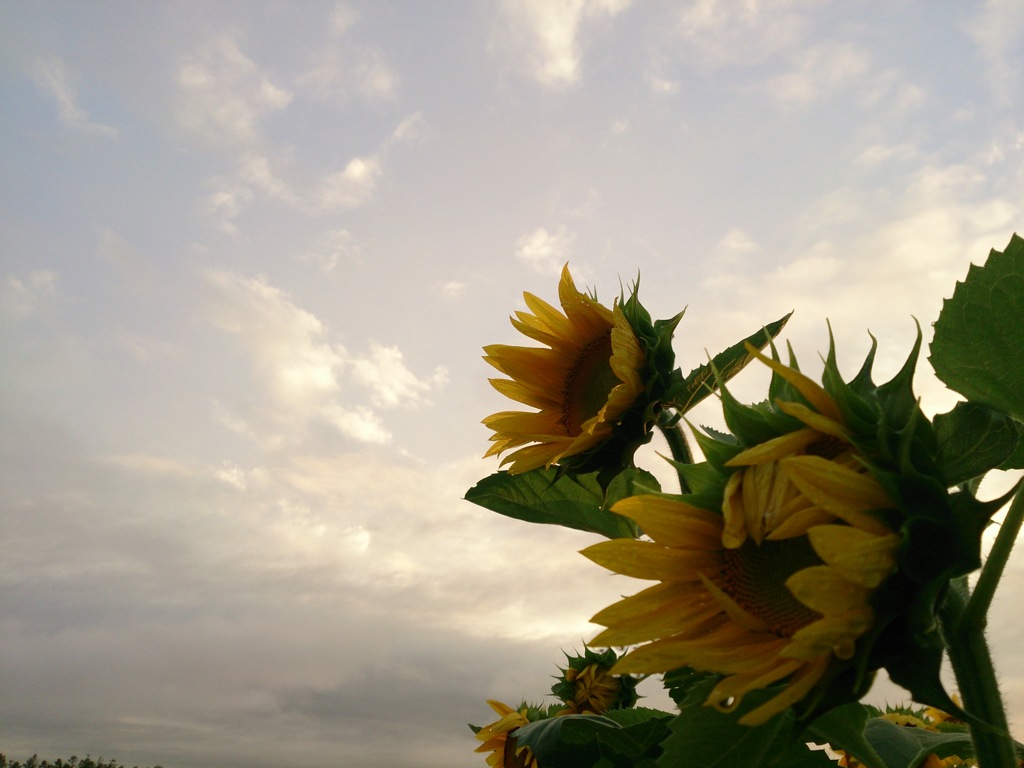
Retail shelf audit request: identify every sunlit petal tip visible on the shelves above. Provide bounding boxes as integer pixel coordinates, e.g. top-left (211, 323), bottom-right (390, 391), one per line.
top-left (744, 343), bottom-right (843, 422)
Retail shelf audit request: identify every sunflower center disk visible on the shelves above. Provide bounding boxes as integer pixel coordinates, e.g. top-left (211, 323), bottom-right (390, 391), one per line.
top-left (560, 334), bottom-right (617, 436)
top-left (721, 537), bottom-right (824, 637)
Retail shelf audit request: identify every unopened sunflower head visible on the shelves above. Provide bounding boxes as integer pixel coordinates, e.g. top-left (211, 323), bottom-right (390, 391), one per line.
top-left (583, 330), bottom-right (1001, 725)
top-left (552, 647), bottom-right (639, 715)
top-left (482, 264), bottom-right (680, 475)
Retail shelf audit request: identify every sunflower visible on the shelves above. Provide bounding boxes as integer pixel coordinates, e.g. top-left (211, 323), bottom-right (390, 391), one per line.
top-left (556, 662), bottom-right (622, 715)
top-left (582, 353), bottom-right (901, 725)
top-left (482, 264), bottom-right (647, 474)
top-left (473, 700), bottom-right (539, 768)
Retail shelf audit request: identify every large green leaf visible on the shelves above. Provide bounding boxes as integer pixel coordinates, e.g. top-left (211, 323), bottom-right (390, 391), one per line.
top-left (655, 677), bottom-right (833, 768)
top-left (933, 401), bottom-right (1022, 483)
top-left (930, 233), bottom-right (1024, 422)
top-left (512, 714), bottom-right (617, 767)
top-left (465, 466), bottom-right (657, 539)
top-left (863, 718), bottom-right (975, 767)
top-left (513, 711), bottom-right (671, 768)
top-left (665, 312), bottom-right (792, 413)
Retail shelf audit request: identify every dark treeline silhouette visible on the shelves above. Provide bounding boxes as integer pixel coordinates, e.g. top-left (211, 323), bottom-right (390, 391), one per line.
top-left (0, 756), bottom-right (161, 768)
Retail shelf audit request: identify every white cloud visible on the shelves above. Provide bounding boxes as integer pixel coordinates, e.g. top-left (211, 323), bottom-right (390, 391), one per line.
top-left (113, 330), bottom-right (182, 364)
top-left (968, 0), bottom-right (1024, 105)
top-left (352, 48), bottom-right (401, 101)
top-left (297, 228), bottom-right (361, 272)
top-left (439, 281), bottom-right (466, 300)
top-left (204, 176), bottom-right (256, 237)
top-left (717, 228), bottom-right (760, 255)
top-left (496, 0), bottom-right (632, 89)
top-left (32, 56), bottom-right (118, 137)
top-left (696, 162), bottom-right (1021, 409)
top-left (322, 403), bottom-right (391, 444)
top-left (647, 71), bottom-right (680, 95)
top-left (765, 40), bottom-right (871, 107)
top-left (314, 155), bottom-right (382, 212)
top-left (857, 143), bottom-right (919, 168)
top-left (3, 270), bottom-right (58, 316)
top-left (204, 268), bottom-right (346, 420)
top-left (515, 225), bottom-right (576, 274)
top-left (203, 270), bottom-right (445, 445)
top-left (673, 0), bottom-right (814, 68)
top-left (331, 2), bottom-right (358, 36)
top-left (176, 34), bottom-right (292, 147)
top-left (296, 46), bottom-right (399, 104)
top-left (384, 111), bottom-right (427, 148)
top-left (860, 69), bottom-right (927, 114)
top-left (203, 109), bottom-right (422, 230)
top-left (351, 343), bottom-right (448, 409)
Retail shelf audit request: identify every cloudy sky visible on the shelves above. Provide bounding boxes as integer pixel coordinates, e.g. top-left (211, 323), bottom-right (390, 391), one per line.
top-left (1, 2), bottom-right (1023, 766)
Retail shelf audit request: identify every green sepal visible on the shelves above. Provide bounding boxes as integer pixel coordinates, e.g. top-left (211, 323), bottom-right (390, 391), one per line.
top-left (659, 452), bottom-right (727, 499)
top-left (689, 425), bottom-right (743, 473)
top-left (465, 466), bottom-right (659, 539)
top-left (619, 276), bottom-right (685, 423)
top-left (665, 312), bottom-right (792, 414)
top-left (931, 232), bottom-right (1024, 422)
top-left (822, 330), bottom-right (882, 437)
top-left (874, 320), bottom-right (925, 433)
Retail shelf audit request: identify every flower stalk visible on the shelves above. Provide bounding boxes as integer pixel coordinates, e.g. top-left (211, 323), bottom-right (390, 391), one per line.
top-left (941, 486), bottom-right (1024, 768)
top-left (655, 408), bottom-right (692, 493)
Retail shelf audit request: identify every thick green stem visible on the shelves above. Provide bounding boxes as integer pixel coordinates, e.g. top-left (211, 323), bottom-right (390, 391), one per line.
top-left (963, 486), bottom-right (1024, 633)
top-left (942, 586), bottom-right (1016, 768)
top-left (656, 409), bottom-right (692, 494)
top-left (941, 486), bottom-right (1024, 768)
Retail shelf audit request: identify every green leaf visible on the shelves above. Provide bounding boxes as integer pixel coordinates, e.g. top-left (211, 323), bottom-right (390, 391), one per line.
top-left (930, 233), bottom-right (1024, 422)
top-left (602, 706), bottom-right (675, 727)
top-left (604, 467), bottom-right (662, 509)
top-left (465, 467), bottom-right (641, 539)
top-left (656, 678), bottom-right (802, 768)
top-left (513, 712), bottom-right (670, 767)
top-left (863, 717), bottom-right (975, 767)
top-left (667, 312), bottom-right (792, 413)
top-left (807, 703), bottom-right (887, 768)
top-left (513, 715), bottom-right (618, 768)
top-left (933, 401), bottom-right (1022, 484)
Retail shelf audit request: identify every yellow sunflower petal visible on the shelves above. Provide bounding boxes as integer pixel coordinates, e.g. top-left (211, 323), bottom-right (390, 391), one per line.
top-left (746, 344), bottom-right (844, 423)
top-left (588, 580), bottom-right (703, 626)
top-left (721, 471), bottom-right (748, 548)
top-left (783, 612), bottom-right (873, 659)
top-left (522, 290), bottom-right (578, 341)
top-left (581, 539), bottom-right (721, 581)
top-left (775, 401), bottom-right (850, 441)
top-left (590, 599), bottom-right (723, 646)
top-left (781, 456), bottom-right (893, 535)
top-left (785, 565), bottom-right (872, 615)
top-left (807, 525), bottom-right (899, 587)
top-left (725, 428), bottom-right (822, 466)
top-left (706, 657), bottom-right (804, 707)
top-left (611, 496), bottom-right (723, 548)
top-left (764, 502), bottom-right (834, 540)
top-left (737, 656), bottom-right (830, 726)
